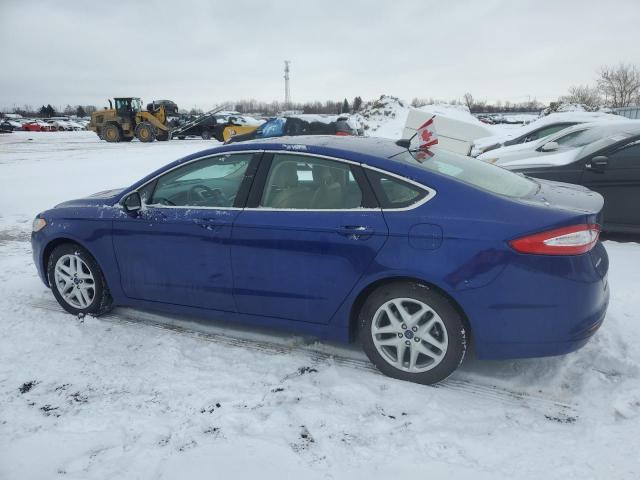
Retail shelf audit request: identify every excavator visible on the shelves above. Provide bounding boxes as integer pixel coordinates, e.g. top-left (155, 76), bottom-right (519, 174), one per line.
top-left (88, 97), bottom-right (170, 142)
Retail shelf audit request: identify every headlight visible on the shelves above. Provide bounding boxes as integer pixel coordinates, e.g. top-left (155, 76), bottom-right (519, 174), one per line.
top-left (32, 217), bottom-right (47, 232)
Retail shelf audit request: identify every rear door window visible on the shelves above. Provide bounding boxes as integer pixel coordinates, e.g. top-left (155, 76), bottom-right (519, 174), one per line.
top-left (260, 154), bottom-right (364, 209)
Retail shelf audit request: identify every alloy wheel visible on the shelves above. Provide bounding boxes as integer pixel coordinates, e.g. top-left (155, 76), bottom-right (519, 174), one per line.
top-left (53, 254), bottom-right (96, 309)
top-left (371, 297), bottom-right (448, 373)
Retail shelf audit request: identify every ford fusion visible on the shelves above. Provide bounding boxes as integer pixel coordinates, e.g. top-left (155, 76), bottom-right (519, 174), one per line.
top-left (31, 136), bottom-right (609, 384)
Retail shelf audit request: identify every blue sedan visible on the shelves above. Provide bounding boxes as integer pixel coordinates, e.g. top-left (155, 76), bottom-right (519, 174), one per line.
top-left (31, 136), bottom-right (609, 384)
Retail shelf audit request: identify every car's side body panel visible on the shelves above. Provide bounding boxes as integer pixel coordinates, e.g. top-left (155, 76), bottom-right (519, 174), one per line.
top-left (31, 136), bottom-right (610, 360)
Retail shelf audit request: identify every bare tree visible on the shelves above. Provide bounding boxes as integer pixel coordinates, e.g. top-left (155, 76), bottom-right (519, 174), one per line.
top-left (561, 84), bottom-right (602, 109)
top-left (597, 63), bottom-right (640, 107)
top-left (462, 92), bottom-right (474, 110)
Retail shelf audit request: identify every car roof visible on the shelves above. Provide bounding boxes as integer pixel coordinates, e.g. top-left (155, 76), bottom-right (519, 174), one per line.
top-left (219, 135), bottom-right (407, 161)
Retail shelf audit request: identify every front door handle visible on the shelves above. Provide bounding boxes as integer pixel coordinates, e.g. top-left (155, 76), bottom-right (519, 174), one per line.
top-left (194, 218), bottom-right (225, 230)
top-left (336, 225), bottom-right (373, 239)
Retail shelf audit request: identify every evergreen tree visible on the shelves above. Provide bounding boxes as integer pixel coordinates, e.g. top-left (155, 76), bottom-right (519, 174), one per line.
top-left (341, 98), bottom-right (350, 113)
top-left (76, 105), bottom-right (86, 117)
top-left (39, 105), bottom-right (48, 117)
top-left (352, 96), bottom-right (363, 112)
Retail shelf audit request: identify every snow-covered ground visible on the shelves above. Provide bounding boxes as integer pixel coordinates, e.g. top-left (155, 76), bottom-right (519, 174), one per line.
top-left (1, 131), bottom-right (640, 479)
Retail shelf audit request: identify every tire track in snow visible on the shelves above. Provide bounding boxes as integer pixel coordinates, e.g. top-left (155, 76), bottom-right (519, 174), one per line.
top-left (29, 298), bottom-right (578, 421)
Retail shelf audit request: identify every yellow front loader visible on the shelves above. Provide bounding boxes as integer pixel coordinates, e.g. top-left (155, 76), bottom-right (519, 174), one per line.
top-left (88, 97), bottom-right (170, 143)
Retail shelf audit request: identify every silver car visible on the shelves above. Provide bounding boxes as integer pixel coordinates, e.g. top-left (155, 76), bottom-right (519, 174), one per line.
top-left (477, 121), bottom-right (640, 165)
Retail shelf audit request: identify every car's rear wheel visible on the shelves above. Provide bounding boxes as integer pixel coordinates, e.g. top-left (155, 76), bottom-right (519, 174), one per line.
top-left (201, 129), bottom-right (212, 140)
top-left (358, 281), bottom-right (467, 384)
top-left (47, 243), bottom-right (113, 316)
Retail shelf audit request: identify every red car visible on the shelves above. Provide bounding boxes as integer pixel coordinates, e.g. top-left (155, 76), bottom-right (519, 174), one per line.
top-left (22, 121), bottom-right (54, 132)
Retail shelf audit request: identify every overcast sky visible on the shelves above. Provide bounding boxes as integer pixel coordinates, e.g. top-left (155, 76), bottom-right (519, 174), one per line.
top-left (1, 0), bottom-right (639, 111)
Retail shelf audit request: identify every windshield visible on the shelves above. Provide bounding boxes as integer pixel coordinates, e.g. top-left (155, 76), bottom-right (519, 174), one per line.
top-left (554, 126), bottom-right (633, 150)
top-left (393, 148), bottom-right (537, 198)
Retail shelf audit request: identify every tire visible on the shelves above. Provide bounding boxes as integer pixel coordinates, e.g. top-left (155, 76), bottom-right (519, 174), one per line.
top-left (135, 122), bottom-right (156, 142)
top-left (47, 243), bottom-right (113, 317)
top-left (121, 137), bottom-right (134, 142)
top-left (201, 129), bottom-right (212, 140)
top-left (358, 281), bottom-right (467, 385)
top-left (102, 123), bottom-right (121, 143)
top-left (178, 136), bottom-right (185, 140)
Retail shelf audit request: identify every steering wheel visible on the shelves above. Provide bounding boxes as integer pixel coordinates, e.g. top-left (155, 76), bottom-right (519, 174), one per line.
top-left (188, 184), bottom-right (227, 206)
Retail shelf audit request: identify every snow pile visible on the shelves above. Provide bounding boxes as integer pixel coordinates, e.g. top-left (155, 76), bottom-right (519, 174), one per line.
top-left (1, 132), bottom-right (640, 479)
top-left (417, 103), bottom-right (487, 127)
top-left (353, 95), bottom-right (409, 139)
top-left (355, 95), bottom-right (490, 140)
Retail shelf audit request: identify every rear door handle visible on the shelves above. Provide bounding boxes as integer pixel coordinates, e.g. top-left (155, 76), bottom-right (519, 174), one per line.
top-left (336, 225), bottom-right (373, 239)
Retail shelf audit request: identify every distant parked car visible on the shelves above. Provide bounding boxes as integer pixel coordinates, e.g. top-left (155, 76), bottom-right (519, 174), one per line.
top-left (226, 115), bottom-right (358, 143)
top-left (501, 130), bottom-right (640, 233)
top-left (478, 121), bottom-right (640, 165)
top-left (22, 121), bottom-right (54, 132)
top-left (471, 112), bottom-right (623, 156)
top-left (0, 121), bottom-right (13, 133)
top-left (147, 100), bottom-right (179, 116)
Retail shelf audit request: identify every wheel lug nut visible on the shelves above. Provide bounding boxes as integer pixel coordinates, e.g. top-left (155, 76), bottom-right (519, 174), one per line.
top-left (397, 333), bottom-right (403, 338)
top-left (405, 340), bottom-right (411, 346)
top-left (401, 324), bottom-right (407, 330)
top-left (412, 326), bottom-right (418, 332)
top-left (414, 337), bottom-right (420, 342)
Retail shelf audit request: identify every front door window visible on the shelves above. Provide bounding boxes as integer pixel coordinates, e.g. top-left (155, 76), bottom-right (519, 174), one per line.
top-left (148, 153), bottom-right (252, 208)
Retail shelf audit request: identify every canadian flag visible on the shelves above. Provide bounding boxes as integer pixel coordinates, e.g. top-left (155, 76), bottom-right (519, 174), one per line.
top-left (415, 115), bottom-right (438, 150)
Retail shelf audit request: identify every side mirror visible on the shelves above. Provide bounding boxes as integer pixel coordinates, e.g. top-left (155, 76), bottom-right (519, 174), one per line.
top-left (540, 141), bottom-right (559, 152)
top-left (123, 191), bottom-right (142, 213)
top-left (586, 156), bottom-right (608, 172)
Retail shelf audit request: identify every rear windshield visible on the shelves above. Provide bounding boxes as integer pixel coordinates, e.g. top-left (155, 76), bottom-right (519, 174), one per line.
top-left (393, 148), bottom-right (537, 198)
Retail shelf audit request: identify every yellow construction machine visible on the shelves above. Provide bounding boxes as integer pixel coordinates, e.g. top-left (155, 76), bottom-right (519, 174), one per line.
top-left (88, 97), bottom-right (170, 142)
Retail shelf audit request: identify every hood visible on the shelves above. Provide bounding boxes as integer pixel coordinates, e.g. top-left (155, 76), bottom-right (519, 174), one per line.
top-left (55, 188), bottom-right (125, 208)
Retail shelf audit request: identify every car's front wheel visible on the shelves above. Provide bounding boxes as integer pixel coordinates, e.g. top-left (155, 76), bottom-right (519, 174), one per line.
top-left (47, 243), bottom-right (113, 316)
top-left (358, 281), bottom-right (467, 384)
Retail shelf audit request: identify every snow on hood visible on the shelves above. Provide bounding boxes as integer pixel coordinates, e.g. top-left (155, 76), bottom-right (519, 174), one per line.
top-left (499, 149), bottom-right (580, 169)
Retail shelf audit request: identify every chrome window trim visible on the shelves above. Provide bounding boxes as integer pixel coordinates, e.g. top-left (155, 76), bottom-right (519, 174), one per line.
top-left (119, 148), bottom-right (437, 213)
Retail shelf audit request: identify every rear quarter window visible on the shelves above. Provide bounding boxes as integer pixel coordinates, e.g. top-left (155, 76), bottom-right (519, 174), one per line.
top-left (365, 170), bottom-right (428, 209)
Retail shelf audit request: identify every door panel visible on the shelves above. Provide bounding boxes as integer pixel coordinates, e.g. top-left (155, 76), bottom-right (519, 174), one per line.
top-left (113, 207), bottom-right (239, 310)
top-left (111, 152), bottom-right (258, 310)
top-left (581, 143), bottom-right (640, 228)
top-left (231, 210), bottom-right (388, 323)
top-left (231, 152), bottom-right (388, 324)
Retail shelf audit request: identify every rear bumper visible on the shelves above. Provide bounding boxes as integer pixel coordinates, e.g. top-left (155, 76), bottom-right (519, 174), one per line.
top-left (460, 244), bottom-right (610, 360)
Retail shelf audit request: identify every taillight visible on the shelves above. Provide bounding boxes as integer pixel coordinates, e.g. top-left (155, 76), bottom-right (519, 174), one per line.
top-left (510, 224), bottom-right (600, 256)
